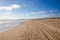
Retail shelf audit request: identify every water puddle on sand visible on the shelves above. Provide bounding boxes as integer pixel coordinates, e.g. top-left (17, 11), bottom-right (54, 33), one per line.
top-left (0, 19), bottom-right (27, 33)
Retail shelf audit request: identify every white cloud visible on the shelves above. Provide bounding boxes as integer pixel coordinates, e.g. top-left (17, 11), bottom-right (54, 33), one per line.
top-left (49, 10), bottom-right (58, 12)
top-left (0, 11), bottom-right (20, 19)
top-left (11, 4), bottom-right (21, 9)
top-left (30, 11), bottom-right (47, 15)
top-left (26, 11), bottom-right (47, 15)
top-left (0, 10), bottom-right (58, 19)
top-left (4, 12), bottom-right (12, 15)
top-left (39, 11), bottom-right (47, 14)
top-left (38, 14), bottom-right (55, 18)
top-left (46, 14), bottom-right (55, 16)
top-left (0, 4), bottom-right (21, 11)
top-left (25, 10), bottom-right (57, 18)
top-left (26, 13), bottom-right (29, 15)
top-left (0, 15), bottom-right (20, 19)
top-left (50, 10), bottom-right (53, 12)
top-left (54, 10), bottom-right (58, 12)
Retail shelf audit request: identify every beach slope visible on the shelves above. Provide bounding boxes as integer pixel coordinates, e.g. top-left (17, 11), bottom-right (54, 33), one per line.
top-left (0, 18), bottom-right (60, 40)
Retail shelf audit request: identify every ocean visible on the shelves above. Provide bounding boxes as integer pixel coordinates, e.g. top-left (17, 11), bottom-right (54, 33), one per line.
top-left (0, 19), bottom-right (27, 33)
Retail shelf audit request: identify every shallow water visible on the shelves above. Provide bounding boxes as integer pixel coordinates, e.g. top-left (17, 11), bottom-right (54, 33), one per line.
top-left (0, 19), bottom-right (27, 33)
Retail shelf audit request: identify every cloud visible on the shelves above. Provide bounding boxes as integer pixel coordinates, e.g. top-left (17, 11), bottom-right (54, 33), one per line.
top-left (28, 10), bottom-right (58, 15)
top-left (49, 10), bottom-right (58, 12)
top-left (0, 9), bottom-right (59, 19)
top-left (0, 4), bottom-right (21, 11)
top-left (26, 10), bottom-right (48, 15)
top-left (0, 4), bottom-right (22, 19)
top-left (26, 11), bottom-right (47, 15)
top-left (54, 10), bottom-right (58, 12)
top-left (50, 10), bottom-right (53, 12)
top-left (11, 4), bottom-right (21, 9)
top-left (25, 10), bottom-right (58, 18)
top-left (4, 12), bottom-right (12, 15)
top-left (0, 16), bottom-right (19, 19)
top-left (0, 11), bottom-right (20, 19)
top-left (45, 14), bottom-right (55, 16)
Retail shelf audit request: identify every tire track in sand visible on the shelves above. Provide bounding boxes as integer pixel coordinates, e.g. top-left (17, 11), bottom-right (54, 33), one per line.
top-left (37, 22), bottom-right (60, 40)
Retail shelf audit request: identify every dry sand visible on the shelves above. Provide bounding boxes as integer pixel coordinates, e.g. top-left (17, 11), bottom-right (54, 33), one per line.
top-left (0, 18), bottom-right (60, 40)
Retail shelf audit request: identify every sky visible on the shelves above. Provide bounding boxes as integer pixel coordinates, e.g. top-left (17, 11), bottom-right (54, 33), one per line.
top-left (0, 0), bottom-right (60, 19)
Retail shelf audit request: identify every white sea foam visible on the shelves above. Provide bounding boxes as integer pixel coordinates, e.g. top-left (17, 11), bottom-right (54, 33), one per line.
top-left (0, 19), bottom-right (27, 33)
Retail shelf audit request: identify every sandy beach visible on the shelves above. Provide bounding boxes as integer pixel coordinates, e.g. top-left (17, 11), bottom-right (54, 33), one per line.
top-left (0, 18), bottom-right (60, 40)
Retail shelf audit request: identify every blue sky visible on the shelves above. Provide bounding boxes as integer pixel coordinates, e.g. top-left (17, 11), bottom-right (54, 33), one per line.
top-left (0, 0), bottom-right (60, 19)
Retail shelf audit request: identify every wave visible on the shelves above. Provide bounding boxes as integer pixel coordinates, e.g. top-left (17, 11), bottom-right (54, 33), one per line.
top-left (0, 19), bottom-right (27, 33)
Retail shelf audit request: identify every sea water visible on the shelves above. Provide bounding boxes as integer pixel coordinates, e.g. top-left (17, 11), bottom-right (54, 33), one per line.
top-left (0, 19), bottom-right (27, 33)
